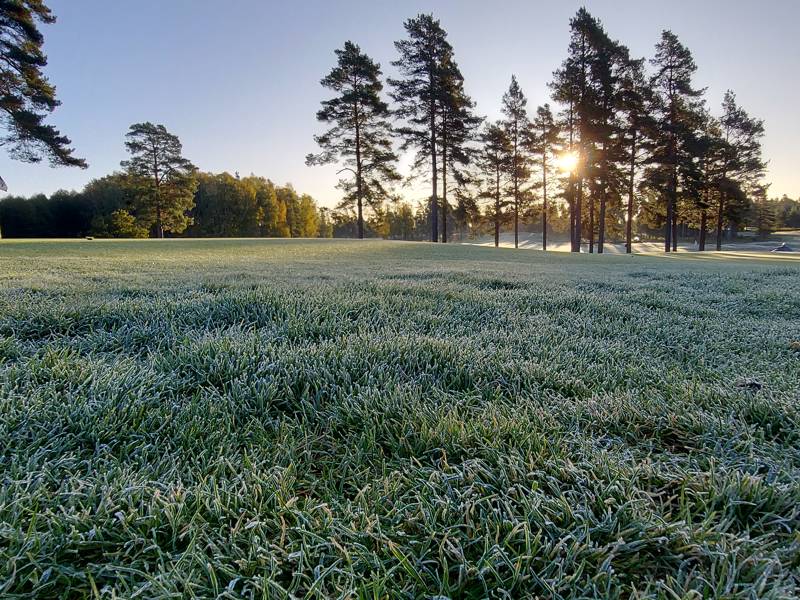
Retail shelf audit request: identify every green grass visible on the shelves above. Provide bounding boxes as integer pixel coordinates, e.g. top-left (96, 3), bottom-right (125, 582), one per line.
top-left (1, 239), bottom-right (799, 599)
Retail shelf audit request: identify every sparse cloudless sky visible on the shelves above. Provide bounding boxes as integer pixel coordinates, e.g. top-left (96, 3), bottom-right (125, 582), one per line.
top-left (1, 0), bottom-right (798, 205)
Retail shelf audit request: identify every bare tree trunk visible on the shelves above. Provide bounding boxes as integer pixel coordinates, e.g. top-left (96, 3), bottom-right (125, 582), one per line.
top-left (494, 166), bottom-right (500, 248)
top-left (665, 105), bottom-right (677, 253)
top-left (715, 192), bottom-right (725, 251)
top-left (514, 197), bottom-right (519, 248)
top-left (598, 188), bottom-right (607, 254)
top-left (665, 173), bottom-right (675, 253)
top-left (429, 91), bottom-right (438, 243)
top-left (626, 129), bottom-right (636, 254)
top-left (153, 156), bottom-right (164, 239)
top-left (588, 190), bottom-right (594, 253)
top-left (664, 203), bottom-right (671, 252)
top-left (441, 123), bottom-right (448, 244)
top-left (355, 109), bottom-right (364, 240)
top-left (672, 211), bottom-right (678, 252)
top-left (597, 139), bottom-right (608, 254)
top-left (569, 178), bottom-right (576, 251)
top-left (575, 179), bottom-right (583, 252)
top-left (156, 203), bottom-right (164, 239)
top-left (513, 170), bottom-right (519, 249)
top-left (699, 210), bottom-right (707, 251)
top-left (542, 152), bottom-right (548, 251)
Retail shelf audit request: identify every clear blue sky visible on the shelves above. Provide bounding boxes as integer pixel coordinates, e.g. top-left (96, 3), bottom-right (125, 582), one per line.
top-left (1, 0), bottom-right (798, 205)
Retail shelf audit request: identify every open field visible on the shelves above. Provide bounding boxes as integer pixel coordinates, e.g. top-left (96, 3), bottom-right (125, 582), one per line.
top-left (1, 239), bottom-right (799, 598)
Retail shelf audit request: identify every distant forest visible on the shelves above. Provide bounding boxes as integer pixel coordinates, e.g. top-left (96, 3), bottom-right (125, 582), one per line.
top-left (1, 9), bottom-right (799, 246)
top-left (1, 174), bottom-right (798, 242)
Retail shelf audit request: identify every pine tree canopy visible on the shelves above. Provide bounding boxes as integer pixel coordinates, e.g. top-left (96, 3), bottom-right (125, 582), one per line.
top-left (121, 122), bottom-right (197, 237)
top-left (0, 0), bottom-right (85, 168)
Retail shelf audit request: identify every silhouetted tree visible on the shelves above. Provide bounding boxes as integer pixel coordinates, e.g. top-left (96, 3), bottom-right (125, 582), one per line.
top-left (452, 189), bottom-right (480, 241)
top-left (501, 76), bottom-right (532, 249)
top-left (715, 90), bottom-right (766, 249)
top-left (751, 185), bottom-right (775, 239)
top-left (617, 55), bottom-right (651, 253)
top-left (390, 14), bottom-right (460, 242)
top-left (529, 104), bottom-right (560, 251)
top-left (591, 31), bottom-right (627, 254)
top-left (478, 122), bottom-right (511, 247)
top-left (438, 57), bottom-right (481, 242)
top-left (775, 195), bottom-right (800, 229)
top-left (646, 31), bottom-right (705, 252)
top-left (307, 41), bottom-right (399, 239)
top-left (693, 109), bottom-right (728, 250)
top-left (551, 9), bottom-right (609, 252)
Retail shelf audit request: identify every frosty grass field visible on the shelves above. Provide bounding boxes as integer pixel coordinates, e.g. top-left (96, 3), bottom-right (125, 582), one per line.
top-left (1, 238), bottom-right (799, 599)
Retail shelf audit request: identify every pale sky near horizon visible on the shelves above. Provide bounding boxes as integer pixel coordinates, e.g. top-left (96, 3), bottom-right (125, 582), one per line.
top-left (1, 0), bottom-right (798, 206)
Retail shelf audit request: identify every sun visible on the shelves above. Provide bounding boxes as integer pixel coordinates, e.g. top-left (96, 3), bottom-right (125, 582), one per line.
top-left (556, 151), bottom-right (579, 174)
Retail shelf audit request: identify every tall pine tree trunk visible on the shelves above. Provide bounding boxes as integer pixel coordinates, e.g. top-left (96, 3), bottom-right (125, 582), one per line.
top-left (568, 103), bottom-right (577, 253)
top-left (441, 123), bottom-right (448, 243)
top-left (715, 191), bottom-right (725, 251)
top-left (575, 179), bottom-right (583, 252)
top-left (156, 203), bottom-right (164, 239)
top-left (597, 141), bottom-right (608, 254)
top-left (672, 215), bottom-right (678, 252)
top-left (665, 169), bottom-right (676, 253)
top-left (542, 152), bottom-right (548, 251)
top-left (153, 166), bottom-right (164, 239)
top-left (354, 113), bottom-right (364, 240)
top-left (494, 166), bottom-right (500, 248)
top-left (664, 201), bottom-right (672, 252)
top-left (699, 210), bottom-right (707, 251)
top-left (598, 187), bottom-right (607, 254)
top-left (665, 109), bottom-right (677, 253)
top-left (429, 91), bottom-right (438, 243)
top-left (569, 178), bottom-right (576, 251)
top-left (513, 157), bottom-right (519, 249)
top-left (588, 190), bottom-right (595, 253)
top-left (626, 130), bottom-right (636, 254)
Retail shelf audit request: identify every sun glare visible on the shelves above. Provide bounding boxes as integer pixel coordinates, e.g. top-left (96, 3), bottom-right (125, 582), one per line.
top-left (556, 151), bottom-right (579, 174)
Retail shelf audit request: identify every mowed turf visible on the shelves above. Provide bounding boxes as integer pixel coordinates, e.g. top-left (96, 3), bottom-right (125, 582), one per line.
top-left (1, 239), bottom-right (799, 599)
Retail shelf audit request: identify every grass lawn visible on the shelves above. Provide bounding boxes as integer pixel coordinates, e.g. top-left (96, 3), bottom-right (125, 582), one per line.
top-left (1, 238), bottom-right (799, 598)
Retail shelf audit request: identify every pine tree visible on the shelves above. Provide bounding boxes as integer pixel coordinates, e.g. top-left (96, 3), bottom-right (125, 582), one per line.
top-left (0, 1), bottom-right (86, 171)
top-left (529, 104), bottom-right (560, 251)
top-left (752, 185), bottom-right (776, 240)
top-left (306, 41), bottom-right (399, 239)
top-left (452, 189), bottom-right (480, 241)
top-left (438, 57), bottom-right (481, 243)
top-left (390, 14), bottom-right (463, 242)
top-left (501, 76), bottom-right (532, 249)
top-left (550, 90), bottom-right (580, 251)
top-left (477, 122), bottom-right (511, 247)
top-left (121, 123), bottom-right (197, 238)
top-left (646, 31), bottom-right (705, 252)
top-left (551, 11), bottom-right (592, 252)
top-left (693, 109), bottom-right (728, 250)
top-left (591, 31), bottom-right (627, 254)
top-left (551, 9), bottom-right (618, 253)
top-left (616, 55), bottom-right (651, 253)
top-left (715, 90), bottom-right (766, 250)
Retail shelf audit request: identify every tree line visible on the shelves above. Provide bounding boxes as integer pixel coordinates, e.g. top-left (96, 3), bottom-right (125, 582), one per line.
top-left (0, 123), bottom-right (326, 239)
top-left (308, 9), bottom-right (787, 251)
